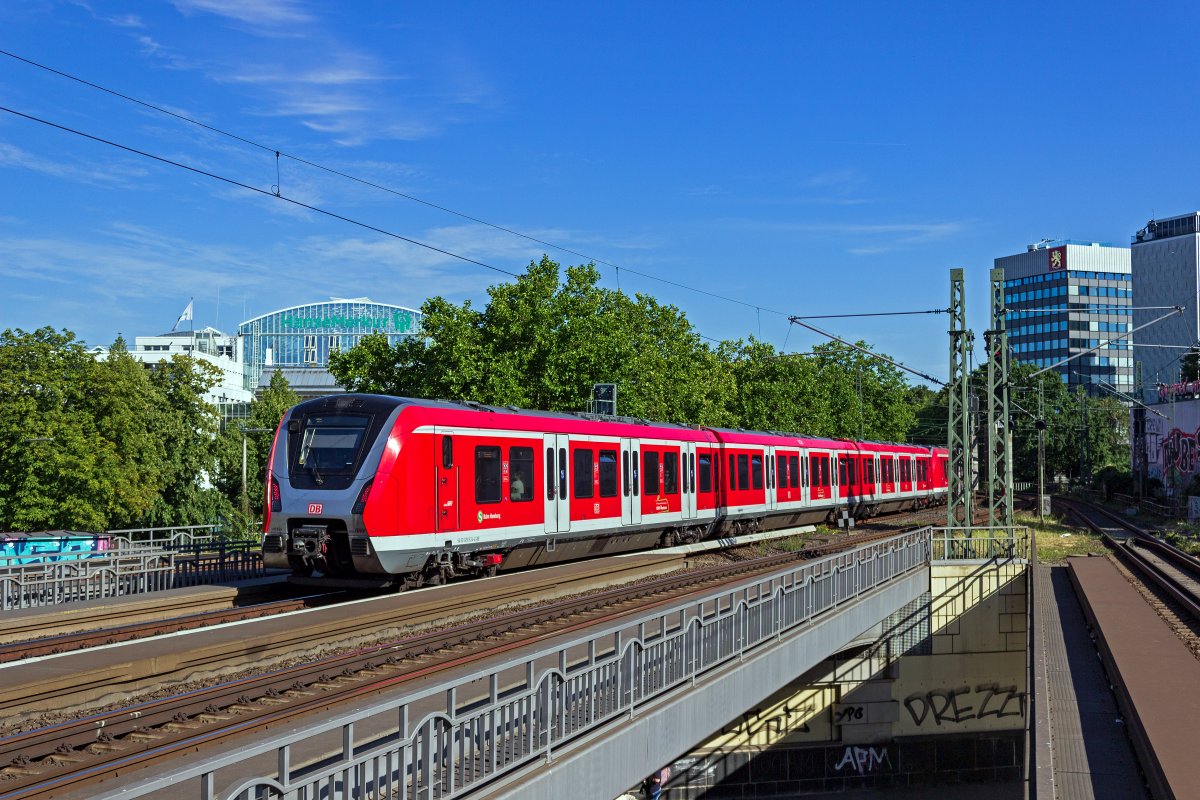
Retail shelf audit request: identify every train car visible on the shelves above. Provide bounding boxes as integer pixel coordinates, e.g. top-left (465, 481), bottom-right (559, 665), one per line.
top-left (262, 394), bottom-right (948, 588)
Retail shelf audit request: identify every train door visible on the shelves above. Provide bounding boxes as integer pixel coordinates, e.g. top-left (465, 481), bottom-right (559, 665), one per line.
top-left (435, 431), bottom-right (459, 533)
top-left (765, 446), bottom-right (778, 511)
top-left (543, 434), bottom-right (570, 534)
top-left (621, 438), bottom-right (642, 526)
top-left (682, 442), bottom-right (698, 519)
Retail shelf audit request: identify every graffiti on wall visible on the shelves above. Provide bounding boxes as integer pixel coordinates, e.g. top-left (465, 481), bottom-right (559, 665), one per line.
top-left (833, 746), bottom-right (892, 775)
top-left (1140, 399), bottom-right (1200, 488)
top-left (903, 684), bottom-right (1024, 727)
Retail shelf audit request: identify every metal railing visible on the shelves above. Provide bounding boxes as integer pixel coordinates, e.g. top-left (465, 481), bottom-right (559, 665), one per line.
top-left (110, 529), bottom-right (933, 800)
top-left (0, 549), bottom-right (176, 611)
top-left (0, 526), bottom-right (267, 609)
top-left (931, 526), bottom-right (1031, 561)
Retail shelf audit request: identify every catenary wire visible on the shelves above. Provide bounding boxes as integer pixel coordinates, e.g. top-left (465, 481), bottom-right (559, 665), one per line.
top-left (0, 49), bottom-right (797, 318)
top-left (0, 104), bottom-right (524, 278)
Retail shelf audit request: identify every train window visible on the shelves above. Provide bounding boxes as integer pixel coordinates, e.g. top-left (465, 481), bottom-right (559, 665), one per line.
top-left (729, 454), bottom-right (737, 490)
top-left (643, 451), bottom-right (660, 495)
top-left (777, 455), bottom-right (787, 489)
top-left (737, 454), bottom-right (749, 491)
top-left (474, 446), bottom-right (502, 504)
top-left (751, 455), bottom-right (764, 490)
top-left (559, 447), bottom-right (567, 498)
top-left (633, 451), bottom-right (640, 496)
top-left (690, 453), bottom-right (696, 493)
top-left (838, 458), bottom-right (847, 488)
top-left (442, 436), bottom-right (453, 469)
top-left (847, 459), bottom-right (856, 487)
top-left (599, 450), bottom-right (618, 497)
top-left (767, 455), bottom-right (774, 489)
top-left (509, 446), bottom-right (534, 502)
top-left (789, 456), bottom-right (800, 489)
top-left (573, 449), bottom-right (594, 499)
top-left (664, 451), bottom-right (679, 494)
top-left (623, 451), bottom-right (631, 497)
top-left (699, 453), bottom-right (712, 493)
top-left (865, 458), bottom-right (875, 485)
top-left (546, 447), bottom-right (556, 499)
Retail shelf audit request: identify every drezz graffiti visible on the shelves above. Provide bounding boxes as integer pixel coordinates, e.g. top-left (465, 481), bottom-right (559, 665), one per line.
top-left (903, 683), bottom-right (1024, 727)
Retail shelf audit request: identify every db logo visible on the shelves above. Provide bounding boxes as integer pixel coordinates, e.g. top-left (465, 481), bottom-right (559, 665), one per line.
top-left (307, 503), bottom-right (323, 515)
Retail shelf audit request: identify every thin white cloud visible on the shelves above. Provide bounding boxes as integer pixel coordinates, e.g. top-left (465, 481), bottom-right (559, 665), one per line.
top-left (171, 0), bottom-right (314, 26)
top-left (0, 143), bottom-right (147, 186)
top-left (106, 14), bottom-right (145, 28)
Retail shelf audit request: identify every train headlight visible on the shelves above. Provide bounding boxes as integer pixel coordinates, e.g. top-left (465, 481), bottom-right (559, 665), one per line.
top-left (352, 479), bottom-right (374, 515)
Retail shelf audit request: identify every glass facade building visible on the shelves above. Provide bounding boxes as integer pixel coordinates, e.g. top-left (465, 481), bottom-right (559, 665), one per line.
top-left (1131, 212), bottom-right (1200, 400)
top-left (996, 241), bottom-right (1133, 394)
top-left (237, 299), bottom-right (421, 391)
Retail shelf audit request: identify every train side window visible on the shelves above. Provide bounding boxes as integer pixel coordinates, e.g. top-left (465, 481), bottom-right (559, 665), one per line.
top-left (729, 454), bottom-right (737, 490)
top-left (599, 450), bottom-right (618, 497)
top-left (573, 449), bottom-right (594, 498)
top-left (664, 451), bottom-right (679, 495)
top-left (777, 455), bottom-right (787, 489)
top-left (751, 455), bottom-right (764, 490)
top-left (737, 454), bottom-right (749, 491)
top-left (474, 446), bottom-right (502, 504)
top-left (643, 451), bottom-right (660, 495)
top-left (509, 446), bottom-right (534, 502)
top-left (558, 447), bottom-right (567, 499)
top-left (633, 451), bottom-right (640, 496)
top-left (699, 453), bottom-right (712, 493)
top-left (848, 459), bottom-right (857, 486)
top-left (865, 458), bottom-right (875, 485)
top-left (789, 455), bottom-right (800, 488)
top-left (838, 458), bottom-right (847, 487)
top-left (442, 436), bottom-right (453, 468)
top-left (690, 453), bottom-right (696, 494)
top-left (767, 455), bottom-right (774, 489)
top-left (623, 451), bottom-right (631, 497)
top-left (809, 455), bottom-right (818, 487)
top-left (546, 447), bottom-right (556, 499)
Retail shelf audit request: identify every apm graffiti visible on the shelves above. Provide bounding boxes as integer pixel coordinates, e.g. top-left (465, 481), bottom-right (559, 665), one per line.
top-left (833, 746), bottom-right (891, 775)
top-left (903, 684), bottom-right (1024, 727)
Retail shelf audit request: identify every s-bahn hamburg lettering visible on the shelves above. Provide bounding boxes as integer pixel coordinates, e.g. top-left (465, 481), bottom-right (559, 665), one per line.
top-left (262, 395), bottom-right (949, 588)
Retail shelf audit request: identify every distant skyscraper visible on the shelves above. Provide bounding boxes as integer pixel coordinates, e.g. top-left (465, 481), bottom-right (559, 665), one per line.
top-left (1132, 212), bottom-right (1200, 398)
top-left (995, 240), bottom-right (1133, 395)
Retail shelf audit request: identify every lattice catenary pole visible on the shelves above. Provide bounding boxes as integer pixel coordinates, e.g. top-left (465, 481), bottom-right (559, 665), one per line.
top-left (947, 268), bottom-right (973, 531)
top-left (985, 267), bottom-right (1013, 530)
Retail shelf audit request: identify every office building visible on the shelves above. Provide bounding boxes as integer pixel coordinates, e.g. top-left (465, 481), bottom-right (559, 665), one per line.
top-left (1132, 212), bottom-right (1200, 399)
top-left (996, 240), bottom-right (1133, 394)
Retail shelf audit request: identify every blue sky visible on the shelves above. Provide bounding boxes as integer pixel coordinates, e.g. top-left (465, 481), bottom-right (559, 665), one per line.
top-left (2, 1), bottom-right (1197, 384)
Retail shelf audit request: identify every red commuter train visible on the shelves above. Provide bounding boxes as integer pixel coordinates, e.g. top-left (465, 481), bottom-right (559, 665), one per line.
top-left (262, 394), bottom-right (948, 588)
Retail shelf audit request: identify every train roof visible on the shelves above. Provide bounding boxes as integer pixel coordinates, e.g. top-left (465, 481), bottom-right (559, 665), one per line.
top-left (294, 395), bottom-right (949, 454)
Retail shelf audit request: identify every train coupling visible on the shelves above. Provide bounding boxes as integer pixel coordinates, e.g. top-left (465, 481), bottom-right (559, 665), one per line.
top-left (290, 525), bottom-right (330, 561)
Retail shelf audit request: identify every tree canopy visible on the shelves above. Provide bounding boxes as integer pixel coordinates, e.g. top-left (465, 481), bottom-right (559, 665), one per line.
top-left (329, 256), bottom-right (923, 441)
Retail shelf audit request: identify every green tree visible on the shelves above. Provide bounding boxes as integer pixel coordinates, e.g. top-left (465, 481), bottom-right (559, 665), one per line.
top-left (142, 354), bottom-right (225, 527)
top-left (329, 256), bottom-right (737, 425)
top-left (216, 371), bottom-right (300, 520)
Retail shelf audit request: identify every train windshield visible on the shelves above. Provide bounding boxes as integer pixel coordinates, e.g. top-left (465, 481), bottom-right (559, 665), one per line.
top-left (295, 413), bottom-right (371, 484)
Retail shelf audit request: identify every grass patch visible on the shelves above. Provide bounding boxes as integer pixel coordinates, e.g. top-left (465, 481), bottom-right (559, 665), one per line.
top-left (1016, 511), bottom-right (1106, 564)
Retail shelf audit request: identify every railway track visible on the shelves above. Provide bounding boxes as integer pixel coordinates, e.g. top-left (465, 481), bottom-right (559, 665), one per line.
top-left (1055, 497), bottom-right (1200, 624)
top-left (0, 526), bottom-right (907, 799)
